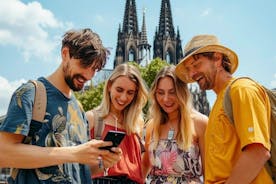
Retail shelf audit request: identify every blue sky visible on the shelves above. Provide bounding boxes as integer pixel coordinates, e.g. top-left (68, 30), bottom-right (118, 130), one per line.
top-left (0, 0), bottom-right (276, 115)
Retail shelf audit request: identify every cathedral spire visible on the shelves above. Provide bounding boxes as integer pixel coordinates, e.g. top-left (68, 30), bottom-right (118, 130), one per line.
top-left (140, 8), bottom-right (148, 45)
top-left (138, 8), bottom-right (151, 66)
top-left (114, 0), bottom-right (151, 67)
top-left (122, 0), bottom-right (138, 34)
top-left (153, 0), bottom-right (183, 65)
top-left (158, 0), bottom-right (175, 37)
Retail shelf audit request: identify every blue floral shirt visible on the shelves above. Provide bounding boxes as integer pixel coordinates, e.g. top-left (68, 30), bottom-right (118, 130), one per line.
top-left (0, 77), bottom-right (91, 184)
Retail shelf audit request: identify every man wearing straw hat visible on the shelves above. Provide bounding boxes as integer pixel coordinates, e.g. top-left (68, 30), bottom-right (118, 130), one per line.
top-left (175, 35), bottom-right (272, 184)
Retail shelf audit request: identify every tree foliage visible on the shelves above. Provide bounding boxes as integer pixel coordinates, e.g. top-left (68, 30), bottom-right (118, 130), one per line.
top-left (141, 58), bottom-right (169, 89)
top-left (76, 58), bottom-right (169, 112)
top-left (75, 82), bottom-right (105, 111)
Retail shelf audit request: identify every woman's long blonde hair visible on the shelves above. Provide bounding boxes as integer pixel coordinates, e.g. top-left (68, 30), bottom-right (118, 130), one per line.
top-left (148, 65), bottom-right (194, 150)
top-left (95, 63), bottom-right (148, 134)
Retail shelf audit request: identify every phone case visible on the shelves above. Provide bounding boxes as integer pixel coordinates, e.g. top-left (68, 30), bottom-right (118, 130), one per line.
top-left (100, 130), bottom-right (126, 151)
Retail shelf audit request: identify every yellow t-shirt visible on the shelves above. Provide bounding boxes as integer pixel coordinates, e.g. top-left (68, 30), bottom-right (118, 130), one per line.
top-left (205, 78), bottom-right (272, 184)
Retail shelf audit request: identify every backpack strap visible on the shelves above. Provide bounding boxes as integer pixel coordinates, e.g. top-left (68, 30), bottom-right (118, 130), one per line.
top-left (223, 77), bottom-right (253, 124)
top-left (0, 115), bottom-right (6, 125)
top-left (0, 80), bottom-right (46, 126)
top-left (10, 80), bottom-right (47, 180)
top-left (29, 80), bottom-right (47, 123)
top-left (22, 80), bottom-right (47, 144)
top-left (93, 110), bottom-right (104, 140)
top-left (224, 84), bottom-right (234, 124)
top-left (263, 86), bottom-right (276, 181)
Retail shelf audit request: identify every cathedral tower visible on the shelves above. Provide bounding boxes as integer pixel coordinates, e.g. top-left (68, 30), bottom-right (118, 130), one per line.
top-left (114, 0), bottom-right (151, 67)
top-left (138, 9), bottom-right (151, 66)
top-left (153, 0), bottom-right (183, 64)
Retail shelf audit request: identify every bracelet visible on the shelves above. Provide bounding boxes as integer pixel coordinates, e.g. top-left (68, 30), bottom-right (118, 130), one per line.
top-left (98, 156), bottom-right (108, 176)
top-left (97, 156), bottom-right (104, 169)
top-left (103, 168), bottom-right (109, 176)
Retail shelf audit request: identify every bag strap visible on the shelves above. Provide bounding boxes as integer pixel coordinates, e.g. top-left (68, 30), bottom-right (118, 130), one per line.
top-left (223, 77), bottom-right (254, 124)
top-left (0, 80), bottom-right (46, 126)
top-left (10, 80), bottom-right (47, 180)
top-left (22, 80), bottom-right (47, 144)
top-left (29, 80), bottom-right (47, 123)
top-left (93, 110), bottom-right (104, 140)
top-left (0, 115), bottom-right (6, 125)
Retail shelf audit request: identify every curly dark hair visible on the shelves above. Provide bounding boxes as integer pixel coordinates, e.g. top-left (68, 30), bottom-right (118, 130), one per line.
top-left (62, 28), bottom-right (110, 71)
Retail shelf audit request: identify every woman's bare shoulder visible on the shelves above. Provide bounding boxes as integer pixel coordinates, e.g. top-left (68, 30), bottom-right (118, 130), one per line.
top-left (85, 109), bottom-right (96, 129)
top-left (191, 110), bottom-right (208, 135)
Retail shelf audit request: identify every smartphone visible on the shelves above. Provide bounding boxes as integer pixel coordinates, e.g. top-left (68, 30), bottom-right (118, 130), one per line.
top-left (99, 130), bottom-right (126, 152)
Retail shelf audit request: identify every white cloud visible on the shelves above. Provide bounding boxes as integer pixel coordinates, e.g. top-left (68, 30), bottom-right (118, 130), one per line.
top-left (201, 8), bottom-right (211, 17)
top-left (0, 76), bottom-right (26, 115)
top-left (0, 0), bottom-right (72, 62)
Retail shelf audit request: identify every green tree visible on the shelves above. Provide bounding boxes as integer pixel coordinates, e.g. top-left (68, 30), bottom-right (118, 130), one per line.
top-left (141, 58), bottom-right (169, 89)
top-left (75, 82), bottom-right (105, 111)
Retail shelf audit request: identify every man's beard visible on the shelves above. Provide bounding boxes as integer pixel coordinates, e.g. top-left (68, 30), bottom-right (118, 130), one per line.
top-left (63, 63), bottom-right (86, 91)
top-left (198, 69), bottom-right (217, 90)
top-left (65, 74), bottom-right (85, 91)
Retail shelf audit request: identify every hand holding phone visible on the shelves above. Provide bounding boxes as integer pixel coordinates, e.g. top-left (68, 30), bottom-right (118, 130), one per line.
top-left (99, 130), bottom-right (126, 152)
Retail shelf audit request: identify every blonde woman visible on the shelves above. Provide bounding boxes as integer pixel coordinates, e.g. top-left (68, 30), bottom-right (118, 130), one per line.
top-left (86, 63), bottom-right (148, 184)
top-left (142, 65), bottom-right (208, 184)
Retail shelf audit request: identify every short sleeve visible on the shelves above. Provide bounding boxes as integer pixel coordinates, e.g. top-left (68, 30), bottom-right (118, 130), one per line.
top-left (230, 79), bottom-right (271, 150)
top-left (0, 82), bottom-right (35, 136)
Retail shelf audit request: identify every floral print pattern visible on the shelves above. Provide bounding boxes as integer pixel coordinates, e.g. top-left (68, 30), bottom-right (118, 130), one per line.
top-left (0, 78), bottom-right (91, 184)
top-left (147, 139), bottom-right (203, 184)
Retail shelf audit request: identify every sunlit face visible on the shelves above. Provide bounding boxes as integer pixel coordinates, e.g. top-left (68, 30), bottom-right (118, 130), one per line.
top-left (184, 55), bottom-right (217, 90)
top-left (155, 77), bottom-right (179, 114)
top-left (63, 58), bottom-right (96, 91)
top-left (108, 76), bottom-right (137, 112)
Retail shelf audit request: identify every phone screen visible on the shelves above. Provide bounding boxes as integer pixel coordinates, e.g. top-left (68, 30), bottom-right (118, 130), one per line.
top-left (99, 130), bottom-right (126, 151)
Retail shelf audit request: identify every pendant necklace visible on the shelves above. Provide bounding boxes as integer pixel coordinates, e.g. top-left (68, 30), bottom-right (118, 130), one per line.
top-left (167, 127), bottom-right (175, 140)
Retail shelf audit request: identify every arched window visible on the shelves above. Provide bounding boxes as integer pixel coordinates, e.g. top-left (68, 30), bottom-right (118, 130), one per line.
top-left (166, 51), bottom-right (171, 63)
top-left (129, 49), bottom-right (135, 61)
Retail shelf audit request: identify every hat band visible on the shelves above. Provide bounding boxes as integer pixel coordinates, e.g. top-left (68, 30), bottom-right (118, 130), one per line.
top-left (184, 46), bottom-right (201, 57)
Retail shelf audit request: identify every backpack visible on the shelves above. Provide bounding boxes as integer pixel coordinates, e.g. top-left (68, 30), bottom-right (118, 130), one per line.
top-left (223, 77), bottom-right (276, 182)
top-left (92, 109), bottom-right (104, 140)
top-left (0, 80), bottom-right (47, 182)
top-left (0, 80), bottom-right (47, 131)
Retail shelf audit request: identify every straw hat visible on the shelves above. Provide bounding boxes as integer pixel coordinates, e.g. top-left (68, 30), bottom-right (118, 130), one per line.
top-left (175, 35), bottom-right (238, 83)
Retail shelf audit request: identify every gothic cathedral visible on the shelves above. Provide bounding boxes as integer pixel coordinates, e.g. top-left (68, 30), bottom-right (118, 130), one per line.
top-left (114, 0), bottom-right (151, 67)
top-left (114, 0), bottom-right (183, 67)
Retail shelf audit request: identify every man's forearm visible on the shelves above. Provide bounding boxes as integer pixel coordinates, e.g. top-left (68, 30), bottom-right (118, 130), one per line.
top-left (225, 144), bottom-right (270, 184)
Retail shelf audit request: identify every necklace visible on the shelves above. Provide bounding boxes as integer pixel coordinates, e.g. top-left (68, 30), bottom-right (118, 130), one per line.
top-left (167, 120), bottom-right (179, 140)
top-left (110, 113), bottom-right (124, 131)
top-left (167, 127), bottom-right (175, 140)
